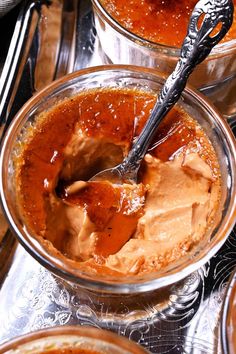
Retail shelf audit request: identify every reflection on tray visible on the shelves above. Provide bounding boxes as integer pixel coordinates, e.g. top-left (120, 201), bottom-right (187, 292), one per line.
top-left (0, 230), bottom-right (236, 353)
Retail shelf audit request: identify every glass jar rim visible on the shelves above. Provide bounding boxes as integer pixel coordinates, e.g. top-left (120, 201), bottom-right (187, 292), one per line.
top-left (0, 325), bottom-right (148, 353)
top-left (0, 65), bottom-right (236, 294)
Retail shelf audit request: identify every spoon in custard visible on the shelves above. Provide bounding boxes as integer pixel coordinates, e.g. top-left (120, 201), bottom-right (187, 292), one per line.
top-left (88, 0), bottom-right (234, 185)
top-left (61, 0), bottom-right (233, 258)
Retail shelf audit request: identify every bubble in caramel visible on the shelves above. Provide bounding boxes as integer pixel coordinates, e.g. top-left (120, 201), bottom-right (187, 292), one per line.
top-left (99, 0), bottom-right (236, 47)
top-left (15, 87), bottom-right (221, 277)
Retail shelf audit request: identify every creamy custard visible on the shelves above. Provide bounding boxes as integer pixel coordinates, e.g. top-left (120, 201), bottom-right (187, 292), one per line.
top-left (99, 0), bottom-right (236, 47)
top-left (15, 88), bottom-right (221, 277)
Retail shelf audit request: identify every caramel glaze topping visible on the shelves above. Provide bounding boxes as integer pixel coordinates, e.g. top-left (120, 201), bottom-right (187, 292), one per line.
top-left (100, 0), bottom-right (236, 47)
top-left (62, 181), bottom-right (146, 257)
top-left (42, 349), bottom-right (99, 354)
top-left (16, 88), bottom-right (219, 269)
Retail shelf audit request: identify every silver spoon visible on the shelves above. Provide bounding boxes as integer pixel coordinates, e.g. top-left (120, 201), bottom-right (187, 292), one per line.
top-left (88, 0), bottom-right (234, 185)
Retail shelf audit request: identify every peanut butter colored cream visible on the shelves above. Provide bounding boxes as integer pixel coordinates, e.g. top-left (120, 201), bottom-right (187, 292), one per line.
top-left (15, 88), bottom-right (221, 277)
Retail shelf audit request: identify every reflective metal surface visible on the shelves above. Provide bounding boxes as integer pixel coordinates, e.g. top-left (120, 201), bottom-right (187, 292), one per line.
top-left (0, 0), bottom-right (46, 130)
top-left (0, 231), bottom-right (236, 353)
top-left (0, 1), bottom-right (236, 353)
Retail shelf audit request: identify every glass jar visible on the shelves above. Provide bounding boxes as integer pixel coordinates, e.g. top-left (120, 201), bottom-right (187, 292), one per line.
top-left (0, 65), bottom-right (235, 299)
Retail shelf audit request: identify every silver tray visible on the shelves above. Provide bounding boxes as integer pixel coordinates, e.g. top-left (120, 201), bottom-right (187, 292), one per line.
top-left (0, 1), bottom-right (236, 353)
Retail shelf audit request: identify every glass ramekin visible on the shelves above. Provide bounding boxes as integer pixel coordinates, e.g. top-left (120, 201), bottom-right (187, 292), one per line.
top-left (221, 268), bottom-right (236, 354)
top-left (91, 0), bottom-right (236, 117)
top-left (0, 325), bottom-right (148, 353)
top-left (0, 65), bottom-right (235, 295)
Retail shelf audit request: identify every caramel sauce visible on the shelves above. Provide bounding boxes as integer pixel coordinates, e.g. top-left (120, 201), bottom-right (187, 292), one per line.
top-left (17, 103), bottom-right (79, 234)
top-left (135, 109), bottom-right (196, 161)
top-left (77, 91), bottom-right (138, 143)
top-left (16, 87), bottom-right (218, 264)
top-left (100, 0), bottom-right (236, 47)
top-left (63, 181), bottom-right (146, 257)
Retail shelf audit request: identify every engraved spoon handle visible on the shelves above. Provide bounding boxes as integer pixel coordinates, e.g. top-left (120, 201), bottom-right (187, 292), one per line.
top-left (119, 0), bottom-right (234, 180)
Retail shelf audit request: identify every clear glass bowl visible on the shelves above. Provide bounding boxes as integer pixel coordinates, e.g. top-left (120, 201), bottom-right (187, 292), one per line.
top-left (221, 268), bottom-right (236, 354)
top-left (0, 65), bottom-right (235, 295)
top-left (91, 0), bottom-right (236, 117)
top-left (0, 325), bottom-right (148, 353)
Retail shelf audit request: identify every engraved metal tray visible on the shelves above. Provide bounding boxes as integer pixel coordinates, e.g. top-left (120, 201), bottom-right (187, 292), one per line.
top-left (0, 1), bottom-right (236, 353)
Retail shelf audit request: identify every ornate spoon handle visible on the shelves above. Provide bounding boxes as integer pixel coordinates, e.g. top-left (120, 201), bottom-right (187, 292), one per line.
top-left (120, 0), bottom-right (234, 179)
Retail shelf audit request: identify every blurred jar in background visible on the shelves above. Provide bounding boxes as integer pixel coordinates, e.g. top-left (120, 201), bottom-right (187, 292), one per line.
top-left (92, 0), bottom-right (236, 119)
